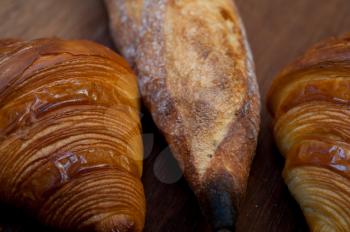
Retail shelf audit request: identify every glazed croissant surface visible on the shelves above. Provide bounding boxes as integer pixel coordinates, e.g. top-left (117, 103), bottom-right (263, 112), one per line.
top-left (268, 35), bottom-right (350, 231)
top-left (0, 38), bottom-right (145, 232)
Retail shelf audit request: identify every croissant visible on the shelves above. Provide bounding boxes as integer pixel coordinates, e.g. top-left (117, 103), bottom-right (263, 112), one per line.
top-left (0, 38), bottom-right (145, 232)
top-left (105, 0), bottom-right (260, 230)
top-left (267, 35), bottom-right (350, 231)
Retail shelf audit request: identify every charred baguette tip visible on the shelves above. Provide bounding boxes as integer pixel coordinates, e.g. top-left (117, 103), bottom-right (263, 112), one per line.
top-left (204, 187), bottom-right (237, 232)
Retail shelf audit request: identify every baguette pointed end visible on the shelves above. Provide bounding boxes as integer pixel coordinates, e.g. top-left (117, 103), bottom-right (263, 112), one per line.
top-left (203, 184), bottom-right (238, 232)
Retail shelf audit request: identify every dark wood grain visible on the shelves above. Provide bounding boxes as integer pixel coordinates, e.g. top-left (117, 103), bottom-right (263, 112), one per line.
top-left (0, 0), bottom-right (349, 231)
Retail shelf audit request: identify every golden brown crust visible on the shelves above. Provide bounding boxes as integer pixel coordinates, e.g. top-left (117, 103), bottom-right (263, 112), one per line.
top-left (105, 0), bottom-right (260, 230)
top-left (0, 38), bottom-right (145, 232)
top-left (268, 35), bottom-right (350, 231)
top-left (267, 34), bottom-right (350, 117)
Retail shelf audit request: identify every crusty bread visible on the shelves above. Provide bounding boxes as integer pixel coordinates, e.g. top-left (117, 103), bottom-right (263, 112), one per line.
top-left (105, 1), bottom-right (260, 230)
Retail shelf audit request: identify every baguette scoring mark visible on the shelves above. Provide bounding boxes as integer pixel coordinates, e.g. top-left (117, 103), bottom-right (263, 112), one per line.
top-left (164, 0), bottom-right (248, 177)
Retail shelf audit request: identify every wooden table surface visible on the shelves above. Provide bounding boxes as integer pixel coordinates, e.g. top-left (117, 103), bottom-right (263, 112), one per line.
top-left (0, 0), bottom-right (349, 231)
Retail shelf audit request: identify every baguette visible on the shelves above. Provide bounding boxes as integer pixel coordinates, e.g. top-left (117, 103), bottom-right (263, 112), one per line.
top-left (105, 0), bottom-right (260, 230)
